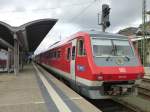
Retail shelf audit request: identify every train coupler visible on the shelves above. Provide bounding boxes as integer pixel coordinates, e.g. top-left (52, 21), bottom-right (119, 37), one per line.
top-left (105, 85), bottom-right (134, 96)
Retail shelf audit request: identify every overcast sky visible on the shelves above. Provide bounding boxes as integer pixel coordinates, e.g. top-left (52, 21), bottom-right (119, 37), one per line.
top-left (0, 0), bottom-right (150, 54)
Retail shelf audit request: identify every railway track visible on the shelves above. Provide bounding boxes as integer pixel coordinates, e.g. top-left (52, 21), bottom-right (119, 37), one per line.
top-left (87, 78), bottom-right (150, 112)
top-left (138, 77), bottom-right (150, 99)
top-left (87, 99), bottom-right (135, 112)
top-left (142, 77), bottom-right (150, 83)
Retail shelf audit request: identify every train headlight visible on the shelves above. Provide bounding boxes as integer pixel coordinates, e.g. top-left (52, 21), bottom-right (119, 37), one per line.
top-left (97, 75), bottom-right (103, 81)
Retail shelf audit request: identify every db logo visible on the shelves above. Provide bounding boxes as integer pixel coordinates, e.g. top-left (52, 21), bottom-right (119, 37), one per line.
top-left (119, 68), bottom-right (126, 73)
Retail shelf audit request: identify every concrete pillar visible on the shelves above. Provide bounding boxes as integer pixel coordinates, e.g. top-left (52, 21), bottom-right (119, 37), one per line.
top-left (17, 41), bottom-right (20, 71)
top-left (7, 48), bottom-right (11, 73)
top-left (14, 39), bottom-right (18, 74)
top-left (6, 49), bottom-right (9, 72)
top-left (20, 51), bottom-right (23, 70)
top-left (10, 48), bottom-right (13, 73)
top-left (13, 33), bottom-right (19, 75)
top-left (10, 49), bottom-right (13, 72)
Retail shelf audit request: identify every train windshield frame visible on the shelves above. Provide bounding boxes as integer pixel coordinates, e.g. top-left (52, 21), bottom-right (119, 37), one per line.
top-left (92, 37), bottom-right (134, 58)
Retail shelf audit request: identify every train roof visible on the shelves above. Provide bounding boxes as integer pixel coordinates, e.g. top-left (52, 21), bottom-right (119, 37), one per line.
top-left (86, 30), bottom-right (128, 39)
top-left (39, 30), bottom-right (128, 55)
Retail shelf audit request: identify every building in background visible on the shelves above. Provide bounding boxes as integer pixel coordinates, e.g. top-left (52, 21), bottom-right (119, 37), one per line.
top-left (118, 22), bottom-right (150, 66)
top-left (118, 27), bottom-right (138, 36)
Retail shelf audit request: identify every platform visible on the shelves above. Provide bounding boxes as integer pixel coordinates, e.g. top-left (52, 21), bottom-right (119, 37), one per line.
top-left (0, 64), bottom-right (101, 112)
top-left (0, 64), bottom-right (47, 112)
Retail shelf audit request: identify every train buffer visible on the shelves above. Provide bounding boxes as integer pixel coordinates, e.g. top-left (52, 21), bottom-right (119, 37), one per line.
top-left (0, 63), bottom-right (101, 112)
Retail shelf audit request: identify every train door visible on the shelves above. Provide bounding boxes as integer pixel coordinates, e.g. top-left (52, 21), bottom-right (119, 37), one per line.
top-left (70, 39), bottom-right (77, 83)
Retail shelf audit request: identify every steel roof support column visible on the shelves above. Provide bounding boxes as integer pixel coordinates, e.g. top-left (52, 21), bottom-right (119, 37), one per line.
top-left (13, 33), bottom-right (19, 75)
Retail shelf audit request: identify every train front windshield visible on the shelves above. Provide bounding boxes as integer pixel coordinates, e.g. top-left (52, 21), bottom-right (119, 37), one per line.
top-left (92, 39), bottom-right (134, 57)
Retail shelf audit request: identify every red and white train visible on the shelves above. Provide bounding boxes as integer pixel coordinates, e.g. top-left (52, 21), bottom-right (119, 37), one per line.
top-left (35, 31), bottom-right (144, 99)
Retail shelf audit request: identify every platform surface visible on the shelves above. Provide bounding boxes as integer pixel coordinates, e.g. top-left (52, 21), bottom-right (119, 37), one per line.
top-left (0, 65), bottom-right (48, 112)
top-left (0, 64), bottom-right (101, 112)
top-left (34, 64), bottom-right (101, 112)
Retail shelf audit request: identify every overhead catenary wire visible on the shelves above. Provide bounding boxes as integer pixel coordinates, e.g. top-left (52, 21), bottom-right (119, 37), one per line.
top-left (69, 0), bottom-right (97, 22)
top-left (0, 1), bottom-right (95, 13)
top-left (0, 0), bottom-right (99, 25)
top-left (33, 1), bottom-right (95, 11)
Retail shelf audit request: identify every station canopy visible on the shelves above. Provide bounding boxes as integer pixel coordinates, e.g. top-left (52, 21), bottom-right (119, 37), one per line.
top-left (0, 19), bottom-right (57, 52)
top-left (0, 22), bottom-right (14, 50)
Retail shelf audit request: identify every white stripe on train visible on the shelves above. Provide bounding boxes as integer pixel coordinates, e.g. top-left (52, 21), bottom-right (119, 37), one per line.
top-left (42, 63), bottom-right (103, 87)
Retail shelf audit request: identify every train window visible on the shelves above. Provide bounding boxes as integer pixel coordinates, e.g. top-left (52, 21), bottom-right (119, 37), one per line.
top-left (77, 39), bottom-right (86, 56)
top-left (52, 52), bottom-right (54, 58)
top-left (49, 52), bottom-right (51, 58)
top-left (72, 46), bottom-right (76, 60)
top-left (49, 52), bottom-right (52, 58)
top-left (46, 52), bottom-right (49, 58)
top-left (57, 51), bottom-right (61, 58)
top-left (113, 40), bottom-right (134, 56)
top-left (67, 48), bottom-right (71, 60)
top-left (52, 52), bottom-right (55, 58)
top-left (93, 39), bottom-right (112, 56)
top-left (54, 51), bottom-right (57, 58)
top-left (92, 38), bottom-right (134, 57)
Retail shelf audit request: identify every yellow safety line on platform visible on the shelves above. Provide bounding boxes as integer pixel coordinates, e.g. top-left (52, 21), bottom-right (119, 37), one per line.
top-left (33, 64), bottom-right (72, 112)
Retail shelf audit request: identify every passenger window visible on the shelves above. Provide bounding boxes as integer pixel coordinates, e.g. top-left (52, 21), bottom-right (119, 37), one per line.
top-left (67, 48), bottom-right (71, 60)
top-left (54, 51), bottom-right (56, 58)
top-left (52, 52), bottom-right (55, 58)
top-left (72, 46), bottom-right (76, 60)
top-left (78, 39), bottom-right (86, 56)
top-left (57, 51), bottom-right (61, 58)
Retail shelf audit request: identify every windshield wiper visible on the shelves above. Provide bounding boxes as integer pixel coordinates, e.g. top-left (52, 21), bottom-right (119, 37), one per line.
top-left (106, 56), bottom-right (111, 61)
top-left (124, 56), bottom-right (130, 61)
top-left (106, 45), bottom-right (116, 61)
top-left (106, 50), bottom-right (114, 61)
